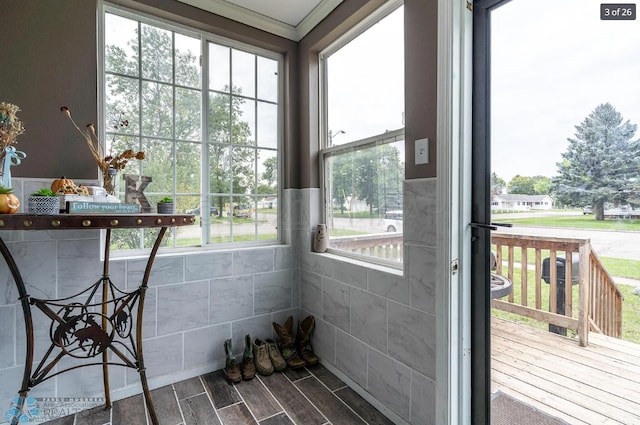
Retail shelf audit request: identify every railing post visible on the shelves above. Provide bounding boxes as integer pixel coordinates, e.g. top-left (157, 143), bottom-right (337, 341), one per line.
top-left (578, 242), bottom-right (591, 347)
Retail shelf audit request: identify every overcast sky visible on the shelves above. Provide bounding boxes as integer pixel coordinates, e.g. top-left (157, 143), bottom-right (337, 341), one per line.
top-left (491, 0), bottom-right (640, 182)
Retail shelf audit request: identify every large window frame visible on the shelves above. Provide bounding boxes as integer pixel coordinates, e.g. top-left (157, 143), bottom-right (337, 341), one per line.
top-left (318, 1), bottom-right (404, 268)
top-left (101, 3), bottom-right (283, 255)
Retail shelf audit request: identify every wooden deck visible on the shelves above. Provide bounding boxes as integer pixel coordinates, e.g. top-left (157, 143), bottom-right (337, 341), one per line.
top-left (492, 317), bottom-right (640, 424)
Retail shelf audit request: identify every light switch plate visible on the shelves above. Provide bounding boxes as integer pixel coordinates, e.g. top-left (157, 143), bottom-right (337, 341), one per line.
top-left (415, 138), bottom-right (429, 165)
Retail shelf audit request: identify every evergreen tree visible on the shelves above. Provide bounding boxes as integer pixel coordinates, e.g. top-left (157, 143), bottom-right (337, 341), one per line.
top-left (552, 103), bottom-right (640, 220)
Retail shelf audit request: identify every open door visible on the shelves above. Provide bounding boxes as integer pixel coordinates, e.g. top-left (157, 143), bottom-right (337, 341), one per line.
top-left (471, 1), bottom-right (512, 423)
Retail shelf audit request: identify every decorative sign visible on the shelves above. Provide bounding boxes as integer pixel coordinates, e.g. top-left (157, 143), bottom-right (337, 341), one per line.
top-left (66, 202), bottom-right (141, 214)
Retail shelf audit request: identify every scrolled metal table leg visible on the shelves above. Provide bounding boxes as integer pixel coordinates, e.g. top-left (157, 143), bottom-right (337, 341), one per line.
top-left (135, 226), bottom-right (167, 425)
top-left (0, 236), bottom-right (34, 425)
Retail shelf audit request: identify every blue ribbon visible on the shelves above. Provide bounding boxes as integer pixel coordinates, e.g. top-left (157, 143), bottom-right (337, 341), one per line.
top-left (1, 146), bottom-right (27, 188)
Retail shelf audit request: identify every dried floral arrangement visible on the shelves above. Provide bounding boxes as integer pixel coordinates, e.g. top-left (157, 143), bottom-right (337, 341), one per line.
top-left (0, 102), bottom-right (25, 150)
top-left (60, 106), bottom-right (145, 174)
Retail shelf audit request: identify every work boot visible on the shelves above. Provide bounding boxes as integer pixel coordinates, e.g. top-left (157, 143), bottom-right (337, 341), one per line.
top-left (272, 316), bottom-right (306, 369)
top-left (241, 334), bottom-right (256, 380)
top-left (266, 339), bottom-right (287, 371)
top-left (223, 338), bottom-right (241, 383)
top-left (295, 315), bottom-right (319, 366)
top-left (252, 338), bottom-right (274, 375)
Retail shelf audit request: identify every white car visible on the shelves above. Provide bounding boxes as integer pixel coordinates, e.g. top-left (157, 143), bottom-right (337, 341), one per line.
top-left (383, 210), bottom-right (403, 232)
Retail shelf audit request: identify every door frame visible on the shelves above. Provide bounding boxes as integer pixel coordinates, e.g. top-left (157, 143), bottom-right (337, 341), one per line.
top-left (470, 1), bottom-right (512, 424)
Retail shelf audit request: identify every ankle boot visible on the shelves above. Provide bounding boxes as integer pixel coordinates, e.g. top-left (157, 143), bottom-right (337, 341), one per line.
top-left (253, 338), bottom-right (274, 375)
top-left (241, 334), bottom-right (256, 380)
top-left (223, 338), bottom-right (241, 383)
top-left (272, 316), bottom-right (306, 369)
top-left (295, 315), bottom-right (319, 365)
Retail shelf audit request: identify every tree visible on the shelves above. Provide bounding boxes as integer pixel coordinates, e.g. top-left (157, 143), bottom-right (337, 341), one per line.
top-left (491, 172), bottom-right (506, 197)
top-left (105, 24), bottom-right (258, 247)
top-left (329, 144), bottom-right (403, 217)
top-left (552, 103), bottom-right (640, 220)
top-left (507, 175), bottom-right (551, 195)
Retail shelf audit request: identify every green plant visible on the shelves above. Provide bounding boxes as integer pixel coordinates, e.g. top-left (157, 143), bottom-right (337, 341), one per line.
top-left (159, 197), bottom-right (173, 203)
top-left (30, 188), bottom-right (58, 197)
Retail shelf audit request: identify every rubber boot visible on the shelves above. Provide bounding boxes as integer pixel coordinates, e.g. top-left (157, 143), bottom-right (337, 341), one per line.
top-left (272, 316), bottom-right (306, 369)
top-left (241, 334), bottom-right (256, 380)
top-left (295, 315), bottom-right (319, 365)
top-left (224, 338), bottom-right (242, 383)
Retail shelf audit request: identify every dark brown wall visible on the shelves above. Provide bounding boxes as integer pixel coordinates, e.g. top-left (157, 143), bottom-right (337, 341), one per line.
top-left (404, 0), bottom-right (438, 179)
top-left (0, 0), bottom-right (299, 187)
top-left (0, 0), bottom-right (98, 179)
top-left (296, 0), bottom-right (438, 188)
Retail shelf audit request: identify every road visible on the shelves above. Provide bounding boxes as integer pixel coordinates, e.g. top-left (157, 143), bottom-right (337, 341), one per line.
top-left (497, 225), bottom-right (640, 260)
top-left (180, 211), bottom-right (639, 261)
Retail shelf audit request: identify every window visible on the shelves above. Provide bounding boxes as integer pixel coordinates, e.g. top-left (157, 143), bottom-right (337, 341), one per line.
top-left (320, 3), bottom-right (404, 265)
top-left (103, 6), bottom-right (281, 252)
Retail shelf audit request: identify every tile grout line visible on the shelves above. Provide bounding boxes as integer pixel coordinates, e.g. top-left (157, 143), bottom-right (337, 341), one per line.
top-left (224, 379), bottom-right (261, 424)
top-left (285, 373), bottom-right (333, 425)
top-left (306, 367), bottom-right (371, 425)
top-left (254, 373), bottom-right (297, 424)
top-left (198, 374), bottom-right (226, 425)
top-left (170, 383), bottom-right (188, 425)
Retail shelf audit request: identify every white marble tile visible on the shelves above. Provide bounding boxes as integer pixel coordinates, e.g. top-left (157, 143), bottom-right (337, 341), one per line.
top-left (407, 244), bottom-right (437, 315)
top-left (185, 252), bottom-right (233, 281)
top-left (335, 330), bottom-right (367, 388)
top-left (387, 301), bottom-right (436, 380)
top-left (404, 179), bottom-right (437, 247)
top-left (410, 371), bottom-right (436, 425)
top-left (334, 261), bottom-right (367, 290)
top-left (127, 255), bottom-right (185, 288)
top-left (142, 334), bottom-right (183, 379)
top-left (1, 241), bottom-right (58, 303)
top-left (367, 349), bottom-right (411, 421)
top-left (230, 314), bottom-right (274, 357)
top-left (57, 239), bottom-right (103, 298)
top-left (210, 275), bottom-right (253, 324)
top-left (184, 323), bottom-right (230, 369)
top-left (157, 281), bottom-right (209, 335)
top-left (254, 270), bottom-right (293, 314)
top-left (0, 366), bottom-right (28, 405)
top-left (142, 286), bottom-right (157, 338)
top-left (0, 305), bottom-right (15, 368)
top-left (305, 313), bottom-right (335, 365)
top-left (301, 254), bottom-right (336, 280)
top-left (300, 271), bottom-right (322, 317)
top-left (322, 277), bottom-right (350, 332)
top-left (57, 356), bottom-right (125, 397)
top-left (291, 269), bottom-right (300, 308)
top-left (350, 288), bottom-right (387, 353)
top-left (274, 245), bottom-right (297, 271)
top-left (233, 248), bottom-right (274, 276)
top-left (368, 268), bottom-right (409, 305)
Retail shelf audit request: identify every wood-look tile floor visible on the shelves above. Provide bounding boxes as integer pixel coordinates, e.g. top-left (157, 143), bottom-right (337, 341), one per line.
top-left (42, 364), bottom-right (395, 425)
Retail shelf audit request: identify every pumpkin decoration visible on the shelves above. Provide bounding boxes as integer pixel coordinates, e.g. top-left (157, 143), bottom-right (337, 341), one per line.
top-left (0, 186), bottom-right (20, 214)
top-left (51, 177), bottom-right (75, 193)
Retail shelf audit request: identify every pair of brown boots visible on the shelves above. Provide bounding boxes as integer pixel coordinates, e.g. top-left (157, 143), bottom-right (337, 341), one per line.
top-left (272, 315), bottom-right (319, 369)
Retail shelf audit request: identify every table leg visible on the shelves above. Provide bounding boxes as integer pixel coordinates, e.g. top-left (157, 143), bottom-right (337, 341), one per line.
top-left (136, 226), bottom-right (167, 425)
top-left (0, 237), bottom-right (34, 425)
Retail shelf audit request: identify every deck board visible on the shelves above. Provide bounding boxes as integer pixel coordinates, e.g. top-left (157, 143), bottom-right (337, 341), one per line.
top-left (492, 317), bottom-right (640, 425)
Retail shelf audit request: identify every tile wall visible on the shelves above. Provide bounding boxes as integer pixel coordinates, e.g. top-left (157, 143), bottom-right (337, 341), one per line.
top-left (299, 179), bottom-right (437, 425)
top-left (0, 178), bottom-right (438, 425)
top-left (0, 179), bottom-right (300, 411)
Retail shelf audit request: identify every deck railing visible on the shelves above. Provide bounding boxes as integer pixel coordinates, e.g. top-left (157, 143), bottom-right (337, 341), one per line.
top-left (329, 233), bottom-right (403, 263)
top-left (329, 232), bottom-right (623, 346)
top-left (491, 233), bottom-right (623, 346)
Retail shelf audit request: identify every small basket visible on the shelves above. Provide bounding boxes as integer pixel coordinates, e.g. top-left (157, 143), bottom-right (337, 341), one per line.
top-left (157, 202), bottom-right (174, 214)
top-left (28, 196), bottom-right (61, 215)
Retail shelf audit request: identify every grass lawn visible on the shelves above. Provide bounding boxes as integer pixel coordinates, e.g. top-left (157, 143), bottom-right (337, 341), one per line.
top-left (498, 214), bottom-right (640, 231)
top-left (492, 262), bottom-right (640, 344)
